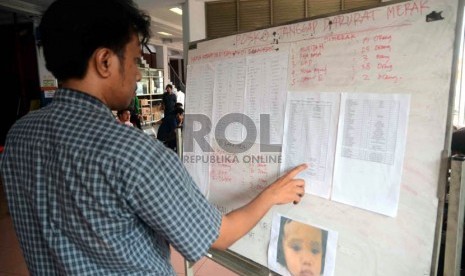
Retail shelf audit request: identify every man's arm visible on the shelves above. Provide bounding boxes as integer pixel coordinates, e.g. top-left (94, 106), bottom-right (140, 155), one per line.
top-left (211, 164), bottom-right (307, 250)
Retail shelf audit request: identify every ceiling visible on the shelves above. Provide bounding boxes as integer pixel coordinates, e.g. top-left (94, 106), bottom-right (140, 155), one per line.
top-left (0, 0), bottom-right (186, 52)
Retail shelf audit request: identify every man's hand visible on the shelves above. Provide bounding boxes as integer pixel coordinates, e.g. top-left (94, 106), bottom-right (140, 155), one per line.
top-left (212, 164), bottom-right (308, 250)
top-left (260, 163), bottom-right (307, 205)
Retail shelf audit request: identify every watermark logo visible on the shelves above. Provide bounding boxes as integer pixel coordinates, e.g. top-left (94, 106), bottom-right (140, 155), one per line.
top-left (183, 113), bottom-right (281, 154)
top-left (182, 154), bottom-right (282, 164)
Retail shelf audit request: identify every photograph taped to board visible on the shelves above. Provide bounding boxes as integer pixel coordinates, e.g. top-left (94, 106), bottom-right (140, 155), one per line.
top-left (268, 214), bottom-right (338, 276)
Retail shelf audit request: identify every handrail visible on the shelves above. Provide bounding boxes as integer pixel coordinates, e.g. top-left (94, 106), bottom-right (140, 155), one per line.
top-left (169, 62), bottom-right (186, 92)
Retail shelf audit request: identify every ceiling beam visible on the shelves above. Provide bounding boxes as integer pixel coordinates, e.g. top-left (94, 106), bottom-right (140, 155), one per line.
top-left (150, 15), bottom-right (182, 33)
top-left (0, 0), bottom-right (44, 16)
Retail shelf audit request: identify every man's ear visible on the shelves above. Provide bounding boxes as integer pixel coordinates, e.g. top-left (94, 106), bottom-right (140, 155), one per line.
top-left (93, 48), bottom-right (113, 78)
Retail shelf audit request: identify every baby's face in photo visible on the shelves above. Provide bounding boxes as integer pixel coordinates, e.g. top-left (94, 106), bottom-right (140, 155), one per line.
top-left (282, 221), bottom-right (323, 276)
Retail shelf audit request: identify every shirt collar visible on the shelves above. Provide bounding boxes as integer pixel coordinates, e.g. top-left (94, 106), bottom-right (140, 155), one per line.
top-left (53, 88), bottom-right (114, 118)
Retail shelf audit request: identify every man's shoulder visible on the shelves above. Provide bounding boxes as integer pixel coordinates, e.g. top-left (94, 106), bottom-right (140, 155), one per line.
top-left (7, 106), bottom-right (51, 136)
top-left (105, 124), bottom-right (157, 149)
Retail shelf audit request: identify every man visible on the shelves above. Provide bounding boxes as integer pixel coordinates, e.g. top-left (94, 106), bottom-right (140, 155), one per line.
top-left (162, 84), bottom-right (177, 116)
top-left (157, 107), bottom-right (184, 151)
top-left (116, 109), bottom-right (134, 127)
top-left (452, 127), bottom-right (465, 155)
top-left (128, 95), bottom-right (142, 129)
top-left (0, 0), bottom-right (306, 275)
top-left (175, 89), bottom-right (185, 107)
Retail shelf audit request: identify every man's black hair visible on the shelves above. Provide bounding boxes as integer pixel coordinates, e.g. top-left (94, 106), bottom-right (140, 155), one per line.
top-left (39, 0), bottom-right (151, 81)
top-left (116, 109), bottom-right (130, 116)
top-left (174, 107), bottom-right (184, 115)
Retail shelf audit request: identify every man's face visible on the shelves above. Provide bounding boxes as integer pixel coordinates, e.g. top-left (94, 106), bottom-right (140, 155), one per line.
top-left (120, 110), bottom-right (131, 122)
top-left (110, 33), bottom-right (142, 110)
top-left (177, 113), bottom-right (184, 123)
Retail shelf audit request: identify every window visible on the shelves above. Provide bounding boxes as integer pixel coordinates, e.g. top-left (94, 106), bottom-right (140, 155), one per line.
top-left (206, 0), bottom-right (381, 39)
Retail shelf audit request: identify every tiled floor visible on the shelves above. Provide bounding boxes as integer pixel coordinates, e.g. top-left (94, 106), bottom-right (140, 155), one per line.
top-left (0, 215), bottom-right (238, 276)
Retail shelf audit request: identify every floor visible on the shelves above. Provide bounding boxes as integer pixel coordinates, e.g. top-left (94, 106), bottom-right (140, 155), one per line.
top-left (0, 215), bottom-right (238, 276)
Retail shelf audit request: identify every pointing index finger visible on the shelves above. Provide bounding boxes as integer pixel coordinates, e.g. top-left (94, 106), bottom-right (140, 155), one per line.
top-left (281, 164), bottom-right (308, 181)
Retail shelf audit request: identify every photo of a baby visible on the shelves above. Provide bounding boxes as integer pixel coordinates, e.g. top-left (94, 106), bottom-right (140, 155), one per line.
top-left (268, 214), bottom-right (338, 276)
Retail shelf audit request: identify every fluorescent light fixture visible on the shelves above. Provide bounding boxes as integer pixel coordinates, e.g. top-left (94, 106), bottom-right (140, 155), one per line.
top-left (169, 7), bottom-right (182, 15)
top-left (157, 31), bottom-right (173, 36)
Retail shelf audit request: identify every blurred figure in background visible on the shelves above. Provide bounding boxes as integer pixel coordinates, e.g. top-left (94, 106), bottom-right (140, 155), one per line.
top-left (117, 109), bottom-right (134, 127)
top-left (157, 107), bottom-right (184, 151)
top-left (452, 126), bottom-right (465, 155)
top-left (128, 95), bottom-right (141, 129)
top-left (162, 84), bottom-right (176, 117)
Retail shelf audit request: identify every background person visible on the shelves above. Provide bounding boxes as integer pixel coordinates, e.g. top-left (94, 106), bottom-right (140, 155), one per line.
top-left (157, 107), bottom-right (184, 151)
top-left (175, 89), bottom-right (185, 107)
top-left (452, 126), bottom-right (465, 155)
top-left (128, 95), bottom-right (142, 129)
top-left (162, 84), bottom-right (177, 117)
top-left (277, 217), bottom-right (328, 276)
top-left (0, 0), bottom-right (307, 275)
top-left (116, 109), bottom-right (134, 127)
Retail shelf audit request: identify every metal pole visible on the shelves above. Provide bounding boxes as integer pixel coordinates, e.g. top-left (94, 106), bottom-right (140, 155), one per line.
top-left (444, 157), bottom-right (465, 275)
top-left (175, 127), bottom-right (195, 275)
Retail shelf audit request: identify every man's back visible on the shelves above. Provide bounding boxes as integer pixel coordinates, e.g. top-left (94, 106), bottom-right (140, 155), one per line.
top-left (1, 89), bottom-right (221, 275)
top-left (1, 0), bottom-right (307, 273)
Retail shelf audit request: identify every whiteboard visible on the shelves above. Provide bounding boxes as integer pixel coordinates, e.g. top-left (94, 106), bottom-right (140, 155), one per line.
top-left (184, 1), bottom-right (459, 275)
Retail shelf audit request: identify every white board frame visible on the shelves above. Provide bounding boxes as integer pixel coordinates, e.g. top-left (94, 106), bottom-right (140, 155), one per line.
top-left (183, 1), bottom-right (464, 274)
